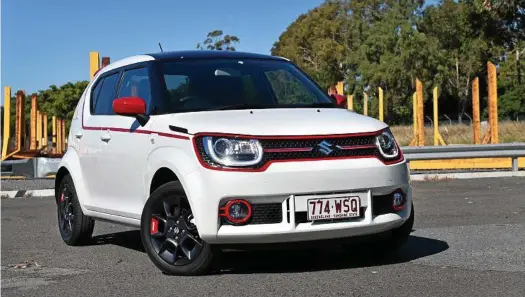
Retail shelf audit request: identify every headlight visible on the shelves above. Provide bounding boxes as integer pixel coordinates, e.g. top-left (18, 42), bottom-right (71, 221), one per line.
top-left (203, 136), bottom-right (263, 167)
top-left (375, 129), bottom-right (399, 159)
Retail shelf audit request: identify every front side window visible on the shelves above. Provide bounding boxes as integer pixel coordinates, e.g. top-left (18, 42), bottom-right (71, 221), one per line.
top-left (156, 58), bottom-right (333, 114)
top-left (118, 67), bottom-right (151, 105)
top-left (93, 73), bottom-right (120, 115)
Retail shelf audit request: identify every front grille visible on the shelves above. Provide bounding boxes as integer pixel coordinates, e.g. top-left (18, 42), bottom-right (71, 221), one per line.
top-left (260, 137), bottom-right (378, 164)
top-left (195, 134), bottom-right (382, 170)
top-left (220, 203), bottom-right (283, 225)
top-left (251, 203), bottom-right (283, 224)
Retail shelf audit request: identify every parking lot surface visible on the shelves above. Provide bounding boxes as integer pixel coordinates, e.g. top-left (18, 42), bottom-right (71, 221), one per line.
top-left (2, 177), bottom-right (525, 297)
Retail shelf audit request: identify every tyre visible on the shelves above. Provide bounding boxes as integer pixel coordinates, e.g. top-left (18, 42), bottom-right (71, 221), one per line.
top-left (140, 181), bottom-right (216, 276)
top-left (342, 202), bottom-right (414, 253)
top-left (387, 202), bottom-right (415, 250)
top-left (56, 174), bottom-right (95, 246)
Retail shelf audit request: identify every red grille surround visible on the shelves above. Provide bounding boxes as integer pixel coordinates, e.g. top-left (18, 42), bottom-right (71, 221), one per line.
top-left (192, 128), bottom-right (404, 172)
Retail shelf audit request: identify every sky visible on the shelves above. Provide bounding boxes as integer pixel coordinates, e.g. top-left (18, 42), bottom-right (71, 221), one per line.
top-left (1, 0), bottom-right (325, 104)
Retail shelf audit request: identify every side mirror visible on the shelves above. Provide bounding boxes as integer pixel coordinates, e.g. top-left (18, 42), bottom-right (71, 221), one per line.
top-left (112, 97), bottom-right (149, 126)
top-left (330, 94), bottom-right (347, 108)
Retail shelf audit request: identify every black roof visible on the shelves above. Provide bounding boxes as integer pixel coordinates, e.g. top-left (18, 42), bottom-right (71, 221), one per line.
top-left (147, 50), bottom-right (286, 61)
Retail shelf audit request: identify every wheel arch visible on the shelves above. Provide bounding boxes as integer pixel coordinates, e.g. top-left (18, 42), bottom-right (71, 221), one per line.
top-left (146, 146), bottom-right (199, 198)
top-left (55, 148), bottom-right (90, 210)
top-left (54, 166), bottom-right (70, 203)
top-left (149, 167), bottom-right (180, 195)
top-left (146, 146), bottom-right (200, 226)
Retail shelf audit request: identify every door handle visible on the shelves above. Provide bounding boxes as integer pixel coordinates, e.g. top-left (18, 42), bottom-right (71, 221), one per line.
top-left (74, 131), bottom-right (83, 139)
top-left (100, 134), bottom-right (111, 142)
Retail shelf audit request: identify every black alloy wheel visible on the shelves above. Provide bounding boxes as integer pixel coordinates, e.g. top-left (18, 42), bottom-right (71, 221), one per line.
top-left (141, 181), bottom-right (216, 275)
top-left (58, 183), bottom-right (75, 240)
top-left (56, 174), bottom-right (95, 245)
top-left (150, 196), bottom-right (203, 265)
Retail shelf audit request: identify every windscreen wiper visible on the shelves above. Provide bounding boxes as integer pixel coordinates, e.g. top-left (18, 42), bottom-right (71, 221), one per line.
top-left (300, 102), bottom-right (337, 108)
top-left (213, 102), bottom-right (336, 111)
top-left (213, 103), bottom-right (276, 111)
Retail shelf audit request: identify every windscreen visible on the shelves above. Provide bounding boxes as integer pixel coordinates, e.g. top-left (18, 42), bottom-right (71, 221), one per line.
top-left (157, 58), bottom-right (334, 113)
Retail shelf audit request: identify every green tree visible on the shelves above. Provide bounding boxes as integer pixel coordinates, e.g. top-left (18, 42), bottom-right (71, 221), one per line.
top-left (419, 0), bottom-right (505, 123)
top-left (271, 1), bottom-right (348, 90)
top-left (271, 0), bottom-right (431, 123)
top-left (342, 0), bottom-right (430, 124)
top-left (475, 0), bottom-right (525, 85)
top-left (196, 30), bottom-right (240, 51)
top-left (38, 81), bottom-right (89, 131)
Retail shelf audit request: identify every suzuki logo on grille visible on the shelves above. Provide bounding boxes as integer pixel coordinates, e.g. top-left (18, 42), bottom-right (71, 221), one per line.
top-left (317, 141), bottom-right (333, 155)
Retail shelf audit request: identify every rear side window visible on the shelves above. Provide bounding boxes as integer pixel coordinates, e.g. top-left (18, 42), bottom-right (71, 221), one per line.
top-left (118, 67), bottom-right (151, 107)
top-left (90, 80), bottom-right (103, 113)
top-left (94, 73), bottom-right (120, 115)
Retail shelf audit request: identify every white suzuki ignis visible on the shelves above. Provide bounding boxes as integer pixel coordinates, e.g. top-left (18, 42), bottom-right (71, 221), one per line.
top-left (55, 50), bottom-right (413, 276)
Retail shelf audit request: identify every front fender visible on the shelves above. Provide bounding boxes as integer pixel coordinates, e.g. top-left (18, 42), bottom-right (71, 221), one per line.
top-left (58, 147), bottom-right (91, 212)
top-left (146, 145), bottom-right (200, 203)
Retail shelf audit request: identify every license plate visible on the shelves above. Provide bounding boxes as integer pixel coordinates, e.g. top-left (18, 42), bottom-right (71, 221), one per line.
top-left (307, 196), bottom-right (361, 221)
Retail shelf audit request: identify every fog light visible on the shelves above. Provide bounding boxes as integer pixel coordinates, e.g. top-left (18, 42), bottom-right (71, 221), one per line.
top-left (392, 190), bottom-right (406, 211)
top-left (220, 199), bottom-right (252, 224)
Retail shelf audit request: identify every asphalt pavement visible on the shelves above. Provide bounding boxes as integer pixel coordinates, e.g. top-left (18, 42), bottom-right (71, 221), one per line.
top-left (2, 177), bottom-right (525, 297)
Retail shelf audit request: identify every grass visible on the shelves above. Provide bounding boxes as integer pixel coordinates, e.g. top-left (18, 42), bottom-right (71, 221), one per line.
top-left (390, 121), bottom-right (525, 146)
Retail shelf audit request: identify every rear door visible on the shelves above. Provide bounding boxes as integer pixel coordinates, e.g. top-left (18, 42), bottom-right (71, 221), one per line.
top-left (74, 76), bottom-right (105, 207)
top-left (96, 64), bottom-right (154, 219)
top-left (82, 70), bottom-right (122, 212)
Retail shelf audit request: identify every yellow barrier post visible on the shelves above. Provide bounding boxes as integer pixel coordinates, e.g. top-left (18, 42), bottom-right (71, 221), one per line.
top-left (37, 110), bottom-right (42, 149)
top-left (52, 116), bottom-right (57, 154)
top-left (89, 51), bottom-right (100, 80)
top-left (30, 94), bottom-right (37, 150)
top-left (472, 77), bottom-right (481, 144)
top-left (2, 86), bottom-right (11, 160)
top-left (15, 91), bottom-right (25, 153)
top-left (363, 92), bottom-right (368, 116)
top-left (61, 119), bottom-right (66, 152)
top-left (416, 79), bottom-right (425, 146)
top-left (488, 61), bottom-right (498, 144)
top-left (43, 113), bottom-right (48, 149)
top-left (336, 81), bottom-right (344, 95)
top-left (378, 87), bottom-right (384, 122)
top-left (347, 95), bottom-right (353, 111)
top-left (433, 87), bottom-right (446, 146)
top-left (56, 118), bottom-right (62, 154)
top-left (482, 62), bottom-right (499, 144)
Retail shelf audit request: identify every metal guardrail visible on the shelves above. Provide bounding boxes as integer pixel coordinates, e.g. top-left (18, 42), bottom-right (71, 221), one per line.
top-left (401, 143), bottom-right (525, 171)
top-left (1, 144), bottom-right (524, 178)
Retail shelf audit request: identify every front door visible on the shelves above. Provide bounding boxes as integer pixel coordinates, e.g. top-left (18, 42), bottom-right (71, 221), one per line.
top-left (97, 66), bottom-right (153, 219)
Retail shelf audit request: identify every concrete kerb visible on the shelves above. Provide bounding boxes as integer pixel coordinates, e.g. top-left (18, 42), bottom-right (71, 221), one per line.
top-left (1, 171), bottom-right (524, 199)
top-left (1, 189), bottom-right (54, 199)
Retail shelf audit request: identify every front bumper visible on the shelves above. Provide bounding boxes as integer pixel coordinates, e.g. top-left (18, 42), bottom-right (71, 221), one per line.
top-left (182, 157), bottom-right (411, 244)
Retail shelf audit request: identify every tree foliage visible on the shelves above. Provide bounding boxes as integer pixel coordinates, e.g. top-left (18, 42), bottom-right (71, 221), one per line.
top-left (197, 30), bottom-right (240, 51)
top-left (272, 0), bottom-right (525, 123)
top-left (1, 81), bottom-right (89, 136)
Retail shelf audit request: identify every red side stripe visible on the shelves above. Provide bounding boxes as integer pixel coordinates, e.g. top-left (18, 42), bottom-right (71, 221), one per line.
top-left (80, 98), bottom-right (190, 140)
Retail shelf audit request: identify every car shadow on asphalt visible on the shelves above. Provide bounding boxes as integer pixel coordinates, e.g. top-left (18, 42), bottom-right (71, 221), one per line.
top-left (88, 230), bottom-right (449, 274)
top-left (90, 231), bottom-right (145, 253)
top-left (217, 234), bottom-right (449, 274)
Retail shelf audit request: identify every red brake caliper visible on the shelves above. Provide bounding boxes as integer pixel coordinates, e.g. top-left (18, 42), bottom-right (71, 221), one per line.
top-left (60, 193), bottom-right (65, 202)
top-left (150, 218), bottom-right (159, 235)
